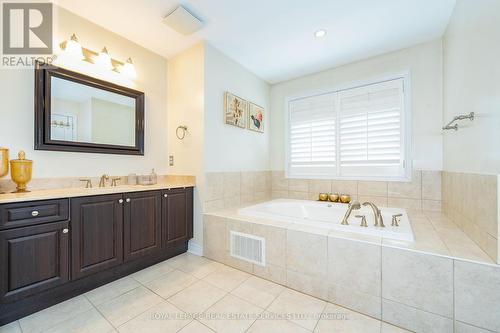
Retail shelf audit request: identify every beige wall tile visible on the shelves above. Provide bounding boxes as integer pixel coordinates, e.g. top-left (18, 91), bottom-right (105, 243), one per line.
top-left (203, 215), bottom-right (227, 262)
top-left (358, 195), bottom-right (388, 207)
top-left (388, 171), bottom-right (422, 199)
top-left (387, 197), bottom-right (422, 210)
top-left (454, 260), bottom-right (500, 332)
top-left (224, 195), bottom-right (241, 208)
top-left (272, 190), bottom-right (288, 199)
top-left (205, 172), bottom-right (224, 201)
top-left (422, 170), bottom-right (442, 201)
top-left (382, 299), bottom-right (453, 333)
top-left (288, 191), bottom-right (309, 200)
top-left (223, 172), bottom-right (241, 198)
top-left (203, 199), bottom-right (224, 213)
top-left (288, 179), bottom-right (309, 192)
top-left (252, 224), bottom-right (286, 266)
top-left (358, 181), bottom-right (388, 197)
top-left (252, 263), bottom-right (286, 285)
top-left (286, 230), bottom-right (328, 277)
top-left (308, 179), bottom-right (332, 195)
top-left (382, 247), bottom-right (453, 318)
top-left (328, 283), bottom-right (381, 319)
top-left (255, 171), bottom-right (270, 192)
top-left (286, 269), bottom-right (329, 300)
top-left (271, 171), bottom-right (288, 191)
top-left (331, 180), bottom-right (358, 196)
top-left (423, 199), bottom-right (442, 212)
top-left (241, 172), bottom-right (255, 194)
top-left (316, 303), bottom-right (381, 333)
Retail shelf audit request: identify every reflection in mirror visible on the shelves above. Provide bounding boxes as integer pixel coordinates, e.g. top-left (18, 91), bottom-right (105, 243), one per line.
top-left (50, 77), bottom-right (136, 147)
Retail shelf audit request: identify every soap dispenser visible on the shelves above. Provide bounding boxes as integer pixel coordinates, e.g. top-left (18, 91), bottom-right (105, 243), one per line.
top-left (150, 169), bottom-right (157, 185)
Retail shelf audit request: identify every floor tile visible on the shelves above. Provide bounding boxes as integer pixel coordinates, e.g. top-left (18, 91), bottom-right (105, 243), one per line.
top-left (267, 289), bottom-right (326, 331)
top-left (19, 295), bottom-right (93, 333)
top-left (0, 321), bottom-right (21, 333)
top-left (145, 269), bottom-right (198, 299)
top-left (247, 317), bottom-right (309, 333)
top-left (203, 265), bottom-right (250, 292)
top-left (130, 260), bottom-right (174, 284)
top-left (381, 322), bottom-right (413, 332)
top-left (231, 276), bottom-right (284, 309)
top-left (117, 301), bottom-right (191, 333)
top-left (315, 303), bottom-right (381, 333)
top-left (168, 280), bottom-right (227, 314)
top-left (167, 253), bottom-right (223, 278)
top-left (85, 277), bottom-right (140, 306)
top-left (199, 294), bottom-right (264, 333)
top-left (96, 286), bottom-right (163, 327)
top-left (178, 320), bottom-right (215, 333)
top-left (44, 308), bottom-right (114, 333)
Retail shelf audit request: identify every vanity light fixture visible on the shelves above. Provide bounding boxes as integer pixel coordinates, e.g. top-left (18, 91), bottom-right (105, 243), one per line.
top-left (120, 58), bottom-right (137, 79)
top-left (95, 47), bottom-right (113, 71)
top-left (314, 29), bottom-right (327, 38)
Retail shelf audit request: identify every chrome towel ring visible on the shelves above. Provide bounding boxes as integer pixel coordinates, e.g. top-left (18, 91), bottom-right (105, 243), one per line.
top-left (176, 125), bottom-right (188, 140)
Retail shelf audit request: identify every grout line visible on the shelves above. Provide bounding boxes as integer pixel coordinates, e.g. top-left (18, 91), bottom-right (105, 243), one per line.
top-left (84, 294), bottom-right (118, 331)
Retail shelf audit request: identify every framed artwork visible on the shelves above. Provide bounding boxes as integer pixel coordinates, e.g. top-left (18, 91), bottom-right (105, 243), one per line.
top-left (248, 102), bottom-right (264, 133)
top-left (224, 92), bottom-right (248, 128)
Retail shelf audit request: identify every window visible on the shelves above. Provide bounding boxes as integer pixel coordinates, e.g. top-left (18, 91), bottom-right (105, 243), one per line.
top-left (286, 76), bottom-right (410, 181)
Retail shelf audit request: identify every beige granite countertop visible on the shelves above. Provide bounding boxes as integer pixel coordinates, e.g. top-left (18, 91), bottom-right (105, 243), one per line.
top-left (0, 180), bottom-right (195, 204)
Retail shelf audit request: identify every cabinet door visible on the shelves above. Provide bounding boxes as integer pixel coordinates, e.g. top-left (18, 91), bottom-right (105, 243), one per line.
top-left (71, 194), bottom-right (123, 279)
top-left (0, 221), bottom-right (69, 303)
top-left (162, 188), bottom-right (193, 248)
top-left (123, 191), bottom-right (162, 262)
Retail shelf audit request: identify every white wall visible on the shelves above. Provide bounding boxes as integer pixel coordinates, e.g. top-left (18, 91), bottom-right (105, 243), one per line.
top-left (0, 6), bottom-right (168, 177)
top-left (204, 44), bottom-right (271, 172)
top-left (443, 0), bottom-right (500, 174)
top-left (270, 39), bottom-right (444, 172)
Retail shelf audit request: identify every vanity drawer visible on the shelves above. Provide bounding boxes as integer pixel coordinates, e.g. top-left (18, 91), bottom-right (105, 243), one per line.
top-left (0, 199), bottom-right (70, 230)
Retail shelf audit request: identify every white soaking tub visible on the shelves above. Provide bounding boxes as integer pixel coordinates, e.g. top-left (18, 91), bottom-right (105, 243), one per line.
top-left (238, 199), bottom-right (414, 241)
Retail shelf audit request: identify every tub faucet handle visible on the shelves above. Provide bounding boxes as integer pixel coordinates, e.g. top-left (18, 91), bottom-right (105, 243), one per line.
top-left (355, 215), bottom-right (368, 227)
top-left (391, 214), bottom-right (403, 226)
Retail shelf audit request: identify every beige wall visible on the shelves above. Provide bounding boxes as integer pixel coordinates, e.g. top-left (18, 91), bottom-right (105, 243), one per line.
top-left (270, 39), bottom-right (444, 172)
top-left (443, 0), bottom-right (500, 174)
top-left (0, 6), bottom-right (168, 178)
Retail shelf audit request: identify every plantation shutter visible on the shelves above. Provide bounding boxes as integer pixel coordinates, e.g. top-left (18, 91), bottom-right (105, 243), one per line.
top-left (288, 93), bottom-right (336, 177)
top-left (338, 78), bottom-right (405, 177)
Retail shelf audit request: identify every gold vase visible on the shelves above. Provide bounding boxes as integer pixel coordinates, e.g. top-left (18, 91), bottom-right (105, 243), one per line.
top-left (10, 151), bottom-right (32, 193)
top-left (0, 147), bottom-right (8, 194)
top-left (328, 193), bottom-right (340, 202)
top-left (339, 194), bottom-right (351, 204)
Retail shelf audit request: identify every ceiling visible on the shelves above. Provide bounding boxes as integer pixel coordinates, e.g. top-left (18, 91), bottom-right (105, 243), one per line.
top-left (55, 0), bottom-right (456, 84)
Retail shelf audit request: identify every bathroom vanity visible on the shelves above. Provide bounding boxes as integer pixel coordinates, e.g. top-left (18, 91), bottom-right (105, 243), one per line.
top-left (0, 185), bottom-right (193, 324)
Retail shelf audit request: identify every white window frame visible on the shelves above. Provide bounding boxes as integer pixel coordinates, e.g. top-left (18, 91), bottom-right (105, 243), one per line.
top-left (284, 72), bottom-right (412, 182)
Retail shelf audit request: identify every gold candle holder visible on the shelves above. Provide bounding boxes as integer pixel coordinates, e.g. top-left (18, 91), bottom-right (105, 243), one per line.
top-left (0, 147), bottom-right (8, 194)
top-left (328, 193), bottom-right (340, 202)
top-left (318, 193), bottom-right (329, 201)
top-left (10, 151), bottom-right (32, 193)
top-left (339, 194), bottom-right (351, 204)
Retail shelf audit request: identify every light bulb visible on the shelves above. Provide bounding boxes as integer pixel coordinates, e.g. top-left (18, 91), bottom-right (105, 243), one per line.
top-left (120, 57), bottom-right (137, 79)
top-left (314, 29), bottom-right (327, 38)
top-left (63, 33), bottom-right (84, 60)
top-left (95, 47), bottom-right (113, 70)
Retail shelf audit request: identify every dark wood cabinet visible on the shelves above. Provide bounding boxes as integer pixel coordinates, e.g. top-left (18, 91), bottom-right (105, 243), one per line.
top-left (123, 191), bottom-right (162, 261)
top-left (0, 221), bottom-right (69, 302)
top-left (71, 194), bottom-right (123, 279)
top-left (162, 187), bottom-right (193, 248)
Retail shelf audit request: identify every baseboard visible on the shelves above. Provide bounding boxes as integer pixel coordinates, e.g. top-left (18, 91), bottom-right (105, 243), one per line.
top-left (188, 240), bottom-right (203, 256)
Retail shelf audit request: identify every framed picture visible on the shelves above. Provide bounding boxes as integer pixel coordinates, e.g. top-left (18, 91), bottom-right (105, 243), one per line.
top-left (224, 92), bottom-right (247, 128)
top-left (248, 102), bottom-right (264, 133)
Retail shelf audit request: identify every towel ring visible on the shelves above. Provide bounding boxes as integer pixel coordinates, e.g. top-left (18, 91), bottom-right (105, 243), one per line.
top-left (176, 125), bottom-right (188, 140)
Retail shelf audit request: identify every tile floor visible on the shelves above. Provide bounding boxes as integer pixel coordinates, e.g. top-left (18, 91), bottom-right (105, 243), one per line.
top-left (0, 253), bottom-right (411, 333)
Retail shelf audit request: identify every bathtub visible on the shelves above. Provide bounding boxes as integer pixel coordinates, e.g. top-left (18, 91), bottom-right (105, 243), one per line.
top-left (238, 199), bottom-right (414, 241)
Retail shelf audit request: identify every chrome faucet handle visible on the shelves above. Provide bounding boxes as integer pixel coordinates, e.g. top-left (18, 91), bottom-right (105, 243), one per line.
top-left (111, 177), bottom-right (121, 187)
top-left (355, 215), bottom-right (368, 227)
top-left (99, 174), bottom-right (109, 188)
top-left (79, 179), bottom-right (92, 188)
top-left (391, 213), bottom-right (403, 226)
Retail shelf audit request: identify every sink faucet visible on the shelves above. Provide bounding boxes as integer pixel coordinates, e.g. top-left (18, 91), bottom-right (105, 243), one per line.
top-left (362, 202), bottom-right (385, 227)
top-left (341, 201), bottom-right (361, 225)
top-left (99, 174), bottom-right (109, 188)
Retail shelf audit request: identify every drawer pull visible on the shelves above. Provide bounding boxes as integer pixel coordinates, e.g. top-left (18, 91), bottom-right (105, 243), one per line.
top-left (126, 198), bottom-right (131, 203)
top-left (62, 228), bottom-right (69, 234)
top-left (164, 194), bottom-right (168, 198)
top-left (31, 211), bottom-right (39, 217)
top-left (118, 199), bottom-right (124, 204)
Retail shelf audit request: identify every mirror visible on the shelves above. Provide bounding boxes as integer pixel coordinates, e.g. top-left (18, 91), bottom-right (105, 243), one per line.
top-left (35, 62), bottom-right (144, 155)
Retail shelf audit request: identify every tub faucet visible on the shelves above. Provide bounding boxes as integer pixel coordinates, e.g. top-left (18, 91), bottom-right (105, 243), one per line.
top-left (99, 174), bottom-right (109, 188)
top-left (341, 201), bottom-right (361, 225)
top-left (362, 202), bottom-right (385, 227)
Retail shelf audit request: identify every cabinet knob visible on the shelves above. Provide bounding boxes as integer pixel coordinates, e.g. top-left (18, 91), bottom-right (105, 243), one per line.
top-left (163, 194), bottom-right (168, 198)
top-left (126, 198), bottom-right (131, 203)
top-left (31, 211), bottom-right (39, 217)
top-left (62, 228), bottom-right (69, 234)
top-left (118, 199), bottom-right (124, 204)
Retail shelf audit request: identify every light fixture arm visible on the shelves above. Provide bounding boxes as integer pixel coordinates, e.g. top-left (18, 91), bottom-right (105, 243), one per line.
top-left (442, 112), bottom-right (474, 131)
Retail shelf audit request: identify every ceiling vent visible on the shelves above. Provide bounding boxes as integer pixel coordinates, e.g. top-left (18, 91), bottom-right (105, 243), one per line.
top-left (163, 5), bottom-right (203, 35)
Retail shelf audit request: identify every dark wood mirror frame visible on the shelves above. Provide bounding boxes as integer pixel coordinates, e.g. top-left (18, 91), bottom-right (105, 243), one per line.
top-left (34, 61), bottom-right (145, 155)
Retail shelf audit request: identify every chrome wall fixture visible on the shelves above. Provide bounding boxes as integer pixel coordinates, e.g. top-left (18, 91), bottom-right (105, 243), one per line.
top-left (442, 112), bottom-right (475, 131)
top-left (176, 125), bottom-right (188, 140)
